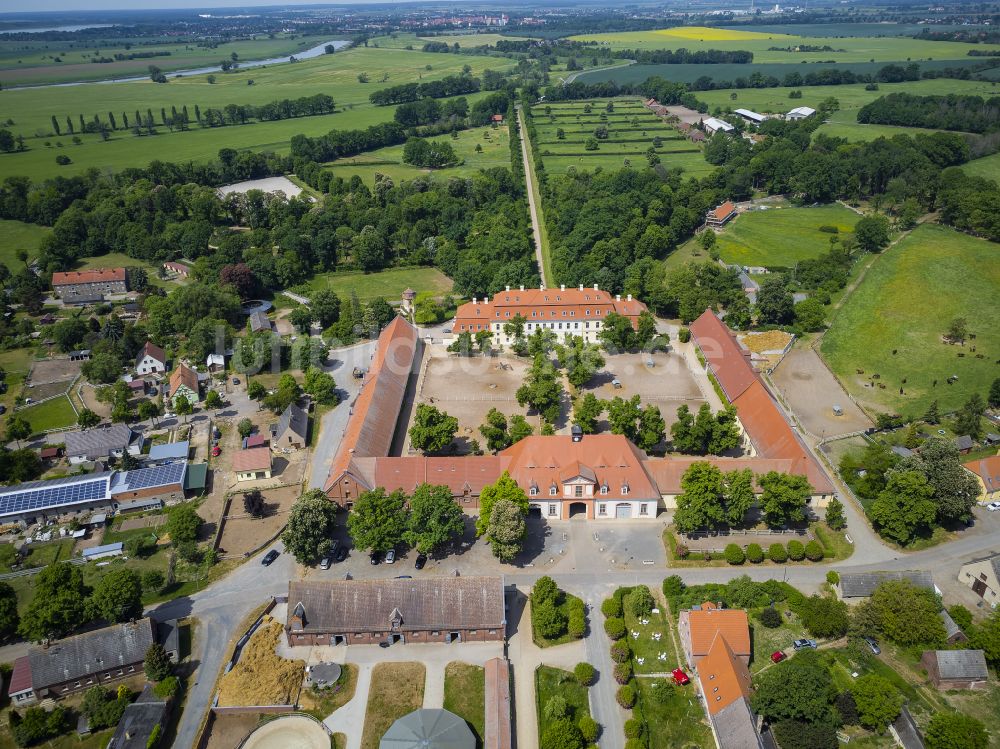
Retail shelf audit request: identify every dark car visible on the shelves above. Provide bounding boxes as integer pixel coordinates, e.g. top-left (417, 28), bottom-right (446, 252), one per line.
top-left (369, 550), bottom-right (382, 565)
top-left (232, 377), bottom-right (241, 385)
top-left (334, 546), bottom-right (348, 563)
top-left (261, 549), bottom-right (279, 566)
top-left (792, 638), bottom-right (818, 650)
top-left (415, 553), bottom-right (427, 570)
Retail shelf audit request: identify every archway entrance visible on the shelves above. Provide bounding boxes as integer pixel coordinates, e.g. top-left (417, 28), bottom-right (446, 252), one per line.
top-left (568, 502), bottom-right (588, 518)
top-left (615, 502), bottom-right (631, 519)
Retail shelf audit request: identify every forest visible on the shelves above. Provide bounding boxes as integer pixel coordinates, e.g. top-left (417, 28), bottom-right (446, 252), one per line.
top-left (857, 92), bottom-right (1000, 133)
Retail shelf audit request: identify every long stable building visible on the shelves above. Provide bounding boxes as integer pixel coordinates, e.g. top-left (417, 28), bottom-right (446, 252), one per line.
top-left (324, 310), bottom-right (833, 520)
top-left (452, 284), bottom-right (647, 345)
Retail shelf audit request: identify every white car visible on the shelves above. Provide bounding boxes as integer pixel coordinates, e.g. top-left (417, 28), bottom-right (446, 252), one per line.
top-left (987, 501), bottom-right (1000, 512)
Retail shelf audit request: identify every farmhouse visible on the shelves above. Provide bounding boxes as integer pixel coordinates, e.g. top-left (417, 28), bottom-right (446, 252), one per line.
top-left (958, 553), bottom-right (1000, 605)
top-left (733, 108), bottom-right (766, 125)
top-left (232, 446), bottom-right (272, 481)
top-left (286, 576), bottom-right (506, 646)
top-left (271, 402), bottom-right (308, 449)
top-left (702, 117), bottom-right (734, 135)
top-left (51, 268), bottom-right (128, 300)
top-left (168, 363), bottom-right (200, 406)
top-left (135, 341), bottom-right (167, 376)
top-left (964, 455), bottom-right (1000, 501)
top-left (786, 106), bottom-right (817, 120)
top-left (451, 284), bottom-right (647, 345)
top-left (706, 202), bottom-right (737, 227)
top-left (921, 650), bottom-right (989, 690)
top-left (64, 423), bottom-right (141, 464)
top-left (836, 570), bottom-right (935, 600)
top-left (678, 604), bottom-right (752, 667)
top-left (8, 617), bottom-right (174, 705)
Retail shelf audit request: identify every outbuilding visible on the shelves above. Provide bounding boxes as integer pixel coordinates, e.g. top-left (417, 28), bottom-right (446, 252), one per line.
top-left (921, 650), bottom-right (989, 690)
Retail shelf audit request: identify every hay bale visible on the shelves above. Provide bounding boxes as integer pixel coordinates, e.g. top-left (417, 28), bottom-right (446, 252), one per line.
top-left (218, 617), bottom-right (305, 707)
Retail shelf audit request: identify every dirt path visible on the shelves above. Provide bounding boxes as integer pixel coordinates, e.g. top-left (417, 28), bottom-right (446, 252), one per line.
top-left (516, 105), bottom-right (548, 286)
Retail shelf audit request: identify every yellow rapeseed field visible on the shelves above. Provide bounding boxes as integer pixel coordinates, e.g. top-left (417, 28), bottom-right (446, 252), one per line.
top-left (653, 26), bottom-right (789, 41)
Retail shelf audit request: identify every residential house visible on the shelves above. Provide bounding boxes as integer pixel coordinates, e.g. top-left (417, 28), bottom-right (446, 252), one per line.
top-left (206, 353), bottom-right (226, 372)
top-left (706, 202), bottom-right (737, 227)
top-left (836, 570), bottom-right (935, 600)
top-left (64, 424), bottom-right (141, 464)
top-left (702, 117), bottom-right (734, 135)
top-left (51, 268), bottom-right (127, 300)
top-left (286, 576), bottom-right (506, 646)
top-left (271, 403), bottom-right (308, 450)
top-left (147, 441), bottom-right (189, 464)
top-left (958, 554), bottom-right (1000, 605)
top-left (921, 650), bottom-right (989, 690)
top-left (786, 106), bottom-right (816, 120)
top-left (678, 604), bottom-right (752, 668)
top-left (168, 363), bottom-right (200, 407)
top-left (233, 447), bottom-right (272, 481)
top-left (963, 455), bottom-right (1000, 502)
top-left (135, 341), bottom-right (167, 376)
top-left (106, 684), bottom-right (170, 749)
top-left (689, 130), bottom-right (706, 143)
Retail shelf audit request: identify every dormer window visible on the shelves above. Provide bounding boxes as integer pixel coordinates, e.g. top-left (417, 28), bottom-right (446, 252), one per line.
top-left (550, 484), bottom-right (558, 496)
top-left (621, 483), bottom-right (630, 495)
top-left (529, 484), bottom-right (538, 496)
top-left (600, 484), bottom-right (609, 495)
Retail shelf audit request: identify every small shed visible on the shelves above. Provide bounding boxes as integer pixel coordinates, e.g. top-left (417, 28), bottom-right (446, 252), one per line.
top-left (955, 435), bottom-right (975, 454)
top-left (939, 609), bottom-right (967, 644)
top-left (82, 542), bottom-right (124, 561)
top-left (921, 650), bottom-right (989, 690)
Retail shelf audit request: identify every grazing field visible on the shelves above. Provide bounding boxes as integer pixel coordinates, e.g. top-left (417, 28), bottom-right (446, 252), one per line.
top-left (0, 45), bottom-right (516, 179)
top-left (531, 98), bottom-right (714, 177)
top-left (961, 152), bottom-right (1000, 182)
top-left (569, 26), bottom-right (1000, 62)
top-left (0, 220), bottom-right (50, 272)
top-left (821, 224), bottom-right (1000, 417)
top-left (711, 203), bottom-right (860, 268)
top-left (304, 266), bottom-right (454, 302)
top-left (324, 124), bottom-right (510, 184)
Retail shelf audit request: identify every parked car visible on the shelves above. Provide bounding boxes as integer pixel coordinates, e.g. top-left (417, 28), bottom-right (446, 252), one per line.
top-left (987, 501), bottom-right (1000, 512)
top-left (211, 446), bottom-right (221, 457)
top-left (232, 377), bottom-right (241, 385)
top-left (0, 405), bottom-right (6, 415)
top-left (334, 546), bottom-right (348, 563)
top-left (415, 553), bottom-right (427, 570)
top-left (770, 651), bottom-right (787, 664)
top-left (862, 636), bottom-right (881, 655)
top-left (385, 549), bottom-right (396, 564)
top-left (261, 549), bottom-right (279, 566)
top-left (319, 555), bottom-right (332, 570)
top-left (395, 575), bottom-right (412, 579)
top-left (369, 551), bottom-right (382, 565)
top-left (671, 668), bottom-right (690, 686)
top-left (793, 639), bottom-right (818, 650)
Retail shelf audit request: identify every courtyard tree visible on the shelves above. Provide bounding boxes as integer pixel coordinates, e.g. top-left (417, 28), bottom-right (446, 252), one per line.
top-left (572, 393), bottom-right (604, 434)
top-left (486, 498), bottom-right (526, 562)
top-left (19, 562), bottom-right (88, 642)
top-left (869, 470), bottom-right (936, 545)
top-left (758, 471), bottom-right (811, 528)
top-left (77, 409), bottom-right (100, 429)
top-left (479, 408), bottom-right (512, 453)
top-left (854, 214), bottom-right (891, 253)
top-left (243, 489), bottom-right (265, 517)
top-left (476, 471), bottom-right (529, 537)
top-left (247, 380), bottom-right (267, 402)
top-left (503, 314), bottom-right (527, 355)
top-left (865, 579), bottom-right (946, 646)
top-left (607, 395), bottom-right (642, 442)
top-left (311, 289), bottom-right (341, 328)
top-left (824, 497), bottom-right (846, 530)
top-left (674, 461), bottom-right (726, 533)
top-left (5, 415), bottom-right (31, 448)
top-left (174, 394), bottom-right (193, 423)
top-left (851, 674), bottom-right (902, 731)
top-left (137, 400), bottom-right (160, 426)
top-left (722, 468), bottom-right (755, 526)
top-left (404, 483), bottom-right (466, 554)
top-left (897, 437), bottom-right (979, 522)
top-left (598, 312), bottom-right (638, 352)
top-left (671, 404), bottom-right (740, 455)
top-left (516, 354), bottom-right (563, 425)
top-left (447, 331), bottom-right (474, 356)
top-left (348, 487), bottom-right (408, 552)
top-left (144, 643), bottom-right (173, 681)
top-left (289, 307), bottom-right (314, 334)
top-left (555, 335), bottom-right (605, 388)
top-left (509, 414), bottom-right (533, 444)
top-left (204, 390), bottom-right (223, 409)
top-left (409, 404), bottom-right (458, 454)
top-left (88, 568), bottom-right (142, 623)
top-left (304, 368), bottom-right (338, 405)
top-left (637, 404), bottom-right (666, 451)
top-left (0, 582), bottom-right (19, 640)
top-left (283, 489), bottom-right (338, 563)
top-left (800, 595), bottom-right (849, 638)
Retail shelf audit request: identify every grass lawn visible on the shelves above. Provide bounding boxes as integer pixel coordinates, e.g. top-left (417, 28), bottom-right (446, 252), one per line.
top-left (623, 589), bottom-right (679, 674)
top-left (634, 676), bottom-right (715, 748)
top-left (443, 662), bottom-right (485, 749)
top-left (300, 663), bottom-right (359, 720)
top-left (305, 266), bottom-right (453, 302)
top-left (359, 662), bottom-right (426, 749)
top-left (531, 591), bottom-right (585, 648)
top-left (534, 666), bottom-right (592, 743)
top-left (711, 203), bottom-right (859, 268)
top-left (19, 394), bottom-right (77, 433)
top-left (74, 252), bottom-right (180, 289)
top-left (961, 151), bottom-right (1000, 183)
top-left (747, 607), bottom-right (809, 674)
top-left (0, 220), bottom-right (50, 274)
top-left (821, 224), bottom-right (1000, 417)
top-left (0, 348), bottom-right (34, 416)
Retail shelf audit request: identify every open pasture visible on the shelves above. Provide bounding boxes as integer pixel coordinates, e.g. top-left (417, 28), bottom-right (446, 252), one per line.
top-left (961, 151), bottom-right (1000, 182)
top-left (304, 266), bottom-right (453, 303)
top-left (0, 219), bottom-right (50, 273)
top-left (821, 224), bottom-right (1000, 417)
top-left (569, 26), bottom-right (1000, 63)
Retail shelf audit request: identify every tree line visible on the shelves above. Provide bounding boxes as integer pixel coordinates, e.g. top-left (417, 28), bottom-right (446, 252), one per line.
top-left (368, 73), bottom-right (481, 105)
top-left (857, 92), bottom-right (1000, 134)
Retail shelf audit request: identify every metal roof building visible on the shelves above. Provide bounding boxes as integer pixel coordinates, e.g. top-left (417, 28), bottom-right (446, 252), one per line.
top-left (380, 710), bottom-right (475, 749)
top-left (147, 441), bottom-right (189, 463)
top-left (837, 570), bottom-right (935, 599)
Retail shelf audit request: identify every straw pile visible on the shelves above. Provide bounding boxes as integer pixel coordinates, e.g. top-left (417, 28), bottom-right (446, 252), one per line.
top-left (218, 617), bottom-right (305, 707)
top-left (738, 330), bottom-right (793, 354)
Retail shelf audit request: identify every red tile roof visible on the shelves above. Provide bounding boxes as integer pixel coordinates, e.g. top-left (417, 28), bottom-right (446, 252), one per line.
top-left (168, 363), bottom-right (199, 398)
top-left (139, 341), bottom-right (165, 364)
top-left (454, 286), bottom-right (647, 333)
top-left (232, 446), bottom-right (272, 473)
top-left (9, 656), bottom-right (32, 695)
top-left (710, 202), bottom-right (737, 222)
top-left (644, 456), bottom-right (797, 494)
top-left (52, 268), bottom-right (126, 286)
top-left (246, 434), bottom-right (268, 448)
top-left (686, 608), bottom-right (751, 659)
top-left (965, 455), bottom-right (1000, 493)
top-left (690, 310), bottom-right (756, 401)
top-left (698, 634), bottom-right (754, 716)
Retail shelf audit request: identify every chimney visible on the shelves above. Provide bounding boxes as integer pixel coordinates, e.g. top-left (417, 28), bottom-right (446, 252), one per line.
top-left (560, 284), bottom-right (566, 291)
top-left (616, 294), bottom-right (621, 302)
top-left (505, 285), bottom-right (511, 291)
top-left (571, 424), bottom-right (583, 442)
top-left (519, 285), bottom-right (524, 291)
top-left (473, 297), bottom-right (477, 305)
top-left (593, 283), bottom-right (599, 290)
top-left (627, 294), bottom-right (632, 301)
top-left (484, 296), bottom-right (489, 304)
top-left (578, 284), bottom-right (583, 291)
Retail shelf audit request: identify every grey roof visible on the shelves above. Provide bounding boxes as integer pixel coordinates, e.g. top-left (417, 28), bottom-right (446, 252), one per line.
top-left (64, 424), bottom-right (138, 459)
top-left (309, 662), bottom-right (342, 687)
top-left (28, 618), bottom-right (156, 690)
top-left (985, 433), bottom-right (1000, 444)
top-left (838, 570), bottom-right (935, 598)
top-left (955, 435), bottom-right (975, 451)
top-left (380, 709), bottom-right (475, 749)
top-left (929, 649), bottom-right (988, 680)
top-left (892, 706), bottom-right (925, 749)
top-left (157, 619), bottom-right (179, 657)
top-left (288, 576), bottom-right (505, 634)
top-left (106, 685), bottom-right (168, 749)
top-left (891, 445), bottom-right (915, 458)
top-left (82, 542), bottom-right (123, 558)
top-left (939, 609), bottom-right (964, 641)
top-left (271, 403), bottom-right (308, 443)
top-left (148, 441), bottom-right (189, 462)
top-left (249, 311), bottom-right (271, 332)
top-left (116, 497), bottom-right (163, 512)
top-left (61, 289), bottom-right (104, 305)
top-left (711, 698), bottom-right (764, 749)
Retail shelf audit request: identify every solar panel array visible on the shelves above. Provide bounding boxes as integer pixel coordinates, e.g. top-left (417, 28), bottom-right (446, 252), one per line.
top-left (0, 476), bottom-right (110, 518)
top-left (111, 462), bottom-right (186, 493)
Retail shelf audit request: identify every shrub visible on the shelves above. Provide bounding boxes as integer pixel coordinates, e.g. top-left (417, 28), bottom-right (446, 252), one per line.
top-left (834, 691), bottom-right (858, 725)
top-left (804, 540), bottom-right (824, 562)
top-left (602, 597), bottom-right (623, 618)
top-left (153, 676), bottom-right (180, 699)
top-left (746, 543), bottom-right (764, 563)
top-left (55, 154), bottom-right (71, 165)
top-left (578, 716), bottom-right (599, 743)
top-left (535, 599), bottom-right (568, 639)
top-left (616, 685), bottom-right (636, 708)
top-left (533, 576), bottom-right (559, 605)
top-left (662, 575), bottom-right (684, 598)
top-left (826, 570), bottom-right (840, 586)
top-left (787, 540), bottom-right (805, 561)
top-left (768, 543), bottom-right (788, 563)
top-left (568, 611), bottom-right (586, 639)
top-left (624, 718), bottom-right (646, 739)
top-left (610, 640), bottom-right (631, 663)
top-left (614, 662), bottom-right (633, 684)
top-left (724, 543), bottom-right (746, 565)
top-left (678, 328), bottom-right (691, 343)
top-left (626, 587), bottom-right (655, 618)
top-left (543, 695), bottom-right (568, 721)
top-left (574, 662), bottom-right (595, 686)
top-left (541, 719), bottom-right (583, 749)
top-left (760, 606), bottom-right (782, 628)
top-left (818, 225), bottom-right (839, 234)
top-left (675, 542), bottom-right (689, 559)
top-left (604, 617), bottom-right (626, 640)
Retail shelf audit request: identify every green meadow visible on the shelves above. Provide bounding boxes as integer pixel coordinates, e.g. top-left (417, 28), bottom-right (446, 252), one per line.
top-left (961, 152), bottom-right (1000, 182)
top-left (304, 266), bottom-right (454, 302)
top-left (1, 46), bottom-right (516, 179)
top-left (0, 220), bottom-right (51, 273)
top-left (822, 224), bottom-right (1000, 417)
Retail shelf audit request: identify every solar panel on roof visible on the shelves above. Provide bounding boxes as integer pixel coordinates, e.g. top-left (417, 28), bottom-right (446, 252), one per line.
top-left (0, 475), bottom-right (110, 517)
top-left (110, 462), bottom-right (186, 493)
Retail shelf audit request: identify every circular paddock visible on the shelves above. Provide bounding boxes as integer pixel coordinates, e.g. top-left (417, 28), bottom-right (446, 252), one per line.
top-left (240, 714), bottom-right (330, 749)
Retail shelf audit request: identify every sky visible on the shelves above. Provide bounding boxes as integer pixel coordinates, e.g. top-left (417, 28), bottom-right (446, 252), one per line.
top-left (0, 0), bottom-right (412, 13)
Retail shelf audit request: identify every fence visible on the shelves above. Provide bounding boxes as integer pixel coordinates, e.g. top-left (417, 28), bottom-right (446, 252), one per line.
top-left (682, 528), bottom-right (810, 539)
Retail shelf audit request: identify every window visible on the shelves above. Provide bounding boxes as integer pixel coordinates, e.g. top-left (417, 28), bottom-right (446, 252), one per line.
top-left (529, 486), bottom-right (538, 496)
top-left (489, 629), bottom-right (496, 634)
top-left (574, 485), bottom-right (583, 497)
top-left (550, 485), bottom-right (557, 496)
top-left (600, 485), bottom-right (608, 495)
top-left (548, 504), bottom-right (558, 516)
top-left (622, 484), bottom-right (630, 495)
top-left (598, 503), bottom-right (607, 515)
top-left (639, 504), bottom-right (648, 516)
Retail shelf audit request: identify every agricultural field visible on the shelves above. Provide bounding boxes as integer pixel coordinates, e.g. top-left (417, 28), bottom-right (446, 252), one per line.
top-left (822, 224), bottom-right (1000, 417)
top-left (0, 219), bottom-right (50, 272)
top-left (961, 151), bottom-right (1000, 182)
top-left (303, 266), bottom-right (454, 302)
top-left (324, 123), bottom-right (510, 184)
top-left (0, 33), bottom-right (338, 86)
top-left (372, 32), bottom-right (533, 49)
top-left (569, 26), bottom-right (1000, 63)
top-left (0, 45), bottom-right (516, 179)
top-left (531, 98), bottom-right (715, 177)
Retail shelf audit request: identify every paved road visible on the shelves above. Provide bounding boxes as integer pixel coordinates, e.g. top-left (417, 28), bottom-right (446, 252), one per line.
top-left (516, 105), bottom-right (547, 286)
